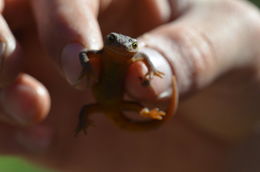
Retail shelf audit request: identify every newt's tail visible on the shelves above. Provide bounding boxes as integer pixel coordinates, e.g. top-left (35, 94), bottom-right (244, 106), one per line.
top-left (165, 76), bottom-right (179, 119)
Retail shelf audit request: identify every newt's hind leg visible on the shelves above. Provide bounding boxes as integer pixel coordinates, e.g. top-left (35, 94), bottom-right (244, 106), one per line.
top-left (75, 104), bottom-right (100, 136)
top-left (123, 76), bottom-right (178, 121)
top-left (108, 102), bottom-right (167, 131)
top-left (121, 101), bottom-right (166, 120)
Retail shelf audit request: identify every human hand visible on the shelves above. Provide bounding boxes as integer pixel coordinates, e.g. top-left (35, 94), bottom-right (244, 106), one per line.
top-left (1, 0), bottom-right (260, 171)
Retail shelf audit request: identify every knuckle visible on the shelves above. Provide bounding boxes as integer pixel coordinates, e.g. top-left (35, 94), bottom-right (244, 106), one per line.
top-left (171, 26), bottom-right (216, 88)
top-left (208, 0), bottom-right (260, 35)
top-left (220, 0), bottom-right (260, 60)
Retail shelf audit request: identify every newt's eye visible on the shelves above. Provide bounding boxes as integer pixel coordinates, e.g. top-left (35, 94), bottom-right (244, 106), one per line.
top-left (108, 34), bottom-right (116, 42)
top-left (132, 42), bottom-right (138, 49)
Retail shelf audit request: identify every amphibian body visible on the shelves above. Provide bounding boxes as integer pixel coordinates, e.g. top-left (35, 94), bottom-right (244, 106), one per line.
top-left (75, 32), bottom-right (178, 135)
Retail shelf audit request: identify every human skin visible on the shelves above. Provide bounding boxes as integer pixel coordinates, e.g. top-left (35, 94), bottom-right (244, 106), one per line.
top-left (0, 0), bottom-right (260, 171)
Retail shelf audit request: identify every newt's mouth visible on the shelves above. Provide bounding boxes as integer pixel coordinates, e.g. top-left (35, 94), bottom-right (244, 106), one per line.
top-left (105, 45), bottom-right (137, 56)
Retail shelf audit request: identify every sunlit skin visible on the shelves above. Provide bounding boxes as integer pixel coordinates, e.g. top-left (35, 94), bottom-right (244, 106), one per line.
top-left (75, 32), bottom-right (178, 135)
top-left (0, 0), bottom-right (260, 172)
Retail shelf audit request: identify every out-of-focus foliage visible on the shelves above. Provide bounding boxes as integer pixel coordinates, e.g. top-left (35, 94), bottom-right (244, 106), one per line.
top-left (0, 157), bottom-right (51, 172)
top-left (251, 0), bottom-right (260, 7)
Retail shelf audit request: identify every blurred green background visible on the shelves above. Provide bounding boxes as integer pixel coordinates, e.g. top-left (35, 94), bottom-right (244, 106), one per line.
top-left (0, 156), bottom-right (51, 172)
top-left (253, 0), bottom-right (260, 6)
top-left (0, 0), bottom-right (259, 172)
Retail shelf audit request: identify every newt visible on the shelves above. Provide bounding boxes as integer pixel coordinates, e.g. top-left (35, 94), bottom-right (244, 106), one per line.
top-left (75, 32), bottom-right (178, 135)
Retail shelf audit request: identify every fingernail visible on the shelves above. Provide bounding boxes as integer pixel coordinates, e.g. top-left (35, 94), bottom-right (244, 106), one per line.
top-left (15, 126), bottom-right (52, 152)
top-left (127, 48), bottom-right (172, 100)
top-left (0, 42), bottom-right (6, 56)
top-left (61, 43), bottom-right (85, 85)
top-left (0, 42), bottom-right (6, 67)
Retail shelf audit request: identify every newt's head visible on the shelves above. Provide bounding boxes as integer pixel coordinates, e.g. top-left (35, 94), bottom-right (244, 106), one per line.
top-left (104, 32), bottom-right (138, 56)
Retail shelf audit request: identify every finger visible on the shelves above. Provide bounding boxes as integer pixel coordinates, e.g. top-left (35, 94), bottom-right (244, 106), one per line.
top-left (0, 12), bottom-right (23, 86)
top-left (4, 0), bottom-right (33, 31)
top-left (14, 125), bottom-right (52, 153)
top-left (126, 0), bottom-right (260, 101)
top-left (0, 0), bottom-right (22, 86)
top-left (127, 48), bottom-right (173, 101)
top-left (0, 73), bottom-right (50, 126)
top-left (30, 0), bottom-right (103, 85)
top-left (0, 125), bottom-right (52, 154)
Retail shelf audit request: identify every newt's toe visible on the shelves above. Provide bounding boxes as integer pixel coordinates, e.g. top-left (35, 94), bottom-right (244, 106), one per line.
top-left (74, 120), bottom-right (95, 136)
top-left (140, 108), bottom-right (166, 120)
top-left (154, 71), bottom-right (165, 78)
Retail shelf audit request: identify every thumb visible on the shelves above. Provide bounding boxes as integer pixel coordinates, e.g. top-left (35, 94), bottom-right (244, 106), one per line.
top-left (30, 0), bottom-right (103, 85)
top-left (126, 0), bottom-right (260, 101)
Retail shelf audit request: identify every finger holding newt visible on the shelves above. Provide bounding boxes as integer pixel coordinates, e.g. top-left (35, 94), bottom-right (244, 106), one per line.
top-left (30, 0), bottom-right (260, 135)
top-left (1, 0), bottom-right (260, 172)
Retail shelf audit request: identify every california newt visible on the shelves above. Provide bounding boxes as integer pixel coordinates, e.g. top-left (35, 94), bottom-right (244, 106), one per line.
top-left (75, 32), bottom-right (178, 135)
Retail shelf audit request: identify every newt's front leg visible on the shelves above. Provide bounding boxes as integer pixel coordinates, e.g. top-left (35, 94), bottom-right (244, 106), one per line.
top-left (77, 50), bottom-right (102, 84)
top-left (131, 52), bottom-right (165, 86)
